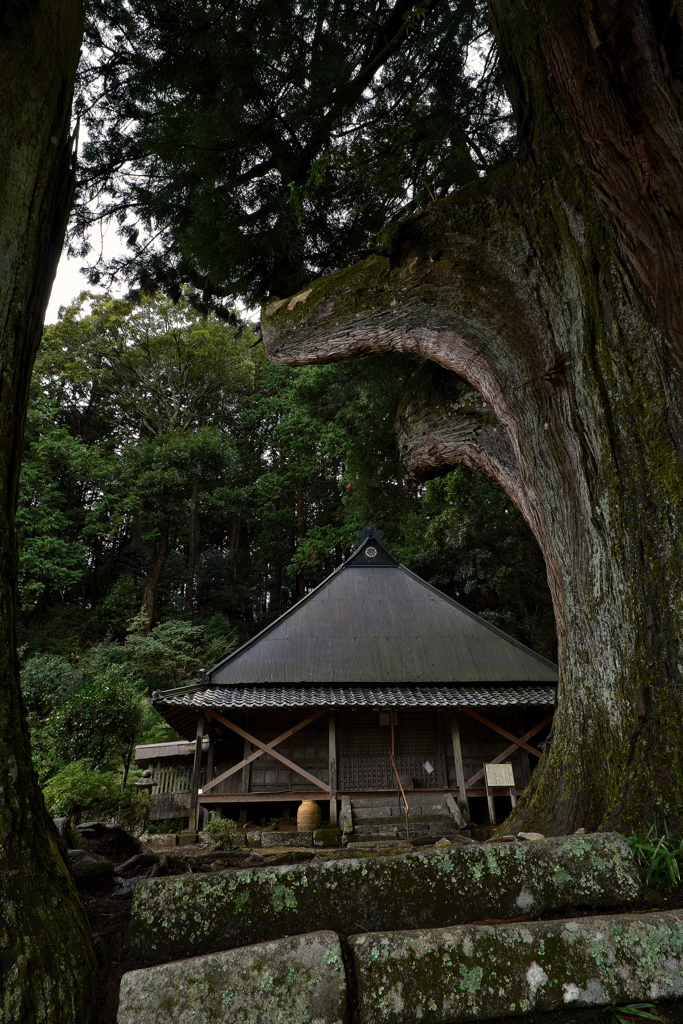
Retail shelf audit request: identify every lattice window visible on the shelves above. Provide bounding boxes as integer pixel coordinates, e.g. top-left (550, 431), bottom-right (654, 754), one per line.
top-left (337, 713), bottom-right (444, 790)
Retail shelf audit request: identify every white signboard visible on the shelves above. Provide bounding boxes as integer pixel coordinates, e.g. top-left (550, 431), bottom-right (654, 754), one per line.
top-left (484, 763), bottom-right (515, 788)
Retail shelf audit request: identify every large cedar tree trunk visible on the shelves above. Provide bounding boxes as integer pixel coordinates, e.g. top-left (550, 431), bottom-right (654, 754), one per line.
top-left (0, 4), bottom-right (97, 1021)
top-left (262, 1), bottom-right (683, 835)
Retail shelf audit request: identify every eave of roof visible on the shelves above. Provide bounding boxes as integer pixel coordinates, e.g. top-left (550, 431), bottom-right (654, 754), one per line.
top-left (153, 684), bottom-right (556, 710)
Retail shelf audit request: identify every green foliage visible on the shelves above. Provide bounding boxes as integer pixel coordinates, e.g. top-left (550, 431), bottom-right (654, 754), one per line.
top-left (43, 760), bottom-right (153, 829)
top-left (76, 0), bottom-right (513, 306)
top-left (604, 1004), bottom-right (664, 1024)
top-left (205, 817), bottom-right (240, 850)
top-left (94, 575), bottom-right (139, 640)
top-left (623, 828), bottom-right (683, 891)
top-left (20, 654), bottom-right (84, 730)
top-left (410, 465), bottom-right (555, 658)
top-left (135, 716), bottom-right (180, 747)
top-left (116, 615), bottom-right (238, 692)
top-left (44, 671), bottom-right (144, 773)
top-left (24, 292), bottom-right (256, 624)
top-left (16, 415), bottom-right (90, 610)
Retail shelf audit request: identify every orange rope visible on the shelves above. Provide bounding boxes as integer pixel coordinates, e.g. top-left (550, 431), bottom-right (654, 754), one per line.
top-left (389, 741), bottom-right (410, 815)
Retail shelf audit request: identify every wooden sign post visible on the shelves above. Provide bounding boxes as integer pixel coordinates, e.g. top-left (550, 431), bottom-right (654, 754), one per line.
top-left (484, 762), bottom-right (516, 825)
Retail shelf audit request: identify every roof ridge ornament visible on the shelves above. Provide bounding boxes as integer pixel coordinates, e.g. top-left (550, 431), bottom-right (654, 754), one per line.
top-left (357, 525), bottom-right (383, 544)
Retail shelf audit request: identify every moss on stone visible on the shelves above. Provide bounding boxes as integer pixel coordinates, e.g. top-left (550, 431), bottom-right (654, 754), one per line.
top-left (117, 931), bottom-right (347, 1024)
top-left (129, 833), bottom-right (643, 961)
top-left (350, 911), bottom-right (683, 1024)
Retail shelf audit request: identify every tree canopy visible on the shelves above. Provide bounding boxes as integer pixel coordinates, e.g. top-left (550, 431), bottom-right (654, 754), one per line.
top-left (21, 293), bottom-right (553, 659)
top-left (74, 0), bottom-right (512, 306)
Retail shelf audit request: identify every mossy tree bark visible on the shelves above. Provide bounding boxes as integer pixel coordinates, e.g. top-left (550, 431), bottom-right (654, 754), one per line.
top-left (262, 1), bottom-right (683, 835)
top-left (0, 4), bottom-right (97, 1022)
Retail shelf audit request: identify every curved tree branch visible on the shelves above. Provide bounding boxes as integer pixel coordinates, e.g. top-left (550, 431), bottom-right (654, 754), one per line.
top-left (395, 362), bottom-right (521, 491)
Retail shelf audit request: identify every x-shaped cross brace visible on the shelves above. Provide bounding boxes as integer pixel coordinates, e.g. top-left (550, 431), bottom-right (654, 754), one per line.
top-left (200, 707), bottom-right (329, 794)
top-left (463, 711), bottom-right (554, 789)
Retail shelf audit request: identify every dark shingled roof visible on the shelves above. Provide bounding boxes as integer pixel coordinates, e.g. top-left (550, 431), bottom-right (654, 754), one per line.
top-left (180, 534), bottom-right (558, 689)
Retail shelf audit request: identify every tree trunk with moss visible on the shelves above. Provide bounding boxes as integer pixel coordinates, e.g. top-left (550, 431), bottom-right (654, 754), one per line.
top-left (262, 1), bottom-right (683, 835)
top-left (0, 4), bottom-right (98, 1022)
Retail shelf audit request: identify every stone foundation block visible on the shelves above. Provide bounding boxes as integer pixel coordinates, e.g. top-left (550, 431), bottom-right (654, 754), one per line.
top-left (117, 930), bottom-right (347, 1024)
top-left (350, 909), bottom-right (683, 1023)
top-left (314, 828), bottom-right (342, 847)
top-left (177, 830), bottom-right (198, 846)
top-left (260, 830), bottom-right (313, 847)
top-left (129, 833), bottom-right (643, 961)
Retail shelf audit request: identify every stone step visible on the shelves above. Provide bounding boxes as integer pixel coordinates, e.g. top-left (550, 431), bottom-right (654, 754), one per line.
top-left (353, 821), bottom-right (453, 834)
top-left (351, 801), bottom-right (448, 816)
top-left (352, 814), bottom-right (455, 828)
top-left (349, 827), bottom-right (462, 842)
top-left (348, 830), bottom-right (401, 842)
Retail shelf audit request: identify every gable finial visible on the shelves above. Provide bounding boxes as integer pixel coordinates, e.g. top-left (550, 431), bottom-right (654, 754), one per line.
top-left (357, 525), bottom-right (383, 544)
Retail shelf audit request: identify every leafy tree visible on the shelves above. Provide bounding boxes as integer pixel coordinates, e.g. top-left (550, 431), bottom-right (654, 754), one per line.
top-left (112, 614), bottom-right (238, 691)
top-left (44, 672), bottom-right (144, 777)
top-left (26, 293), bottom-right (255, 625)
top-left (20, 655), bottom-right (84, 732)
top-left (16, 412), bottom-right (94, 613)
top-left (75, 0), bottom-right (511, 306)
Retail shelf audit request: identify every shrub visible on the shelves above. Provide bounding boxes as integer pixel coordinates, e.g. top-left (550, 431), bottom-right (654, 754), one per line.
top-left (43, 760), bottom-right (152, 830)
top-left (205, 817), bottom-right (239, 850)
top-left (45, 671), bottom-right (144, 771)
top-left (21, 654), bottom-right (84, 728)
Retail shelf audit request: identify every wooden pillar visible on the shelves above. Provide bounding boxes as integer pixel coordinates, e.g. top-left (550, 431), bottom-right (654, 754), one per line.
top-left (206, 721), bottom-right (215, 785)
top-left (187, 713), bottom-right (205, 832)
top-left (515, 710), bottom-right (531, 787)
top-left (435, 712), bottom-right (449, 789)
top-left (450, 713), bottom-right (470, 822)
top-left (241, 713), bottom-right (251, 794)
top-left (328, 712), bottom-right (337, 826)
top-left (484, 769), bottom-right (497, 826)
top-left (202, 722), bottom-right (215, 828)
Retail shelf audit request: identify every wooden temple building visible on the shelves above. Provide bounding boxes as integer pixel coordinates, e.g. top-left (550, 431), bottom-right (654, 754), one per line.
top-left (144, 530), bottom-right (557, 831)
